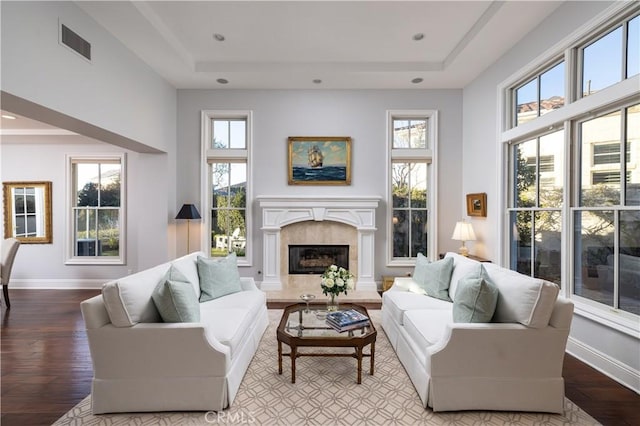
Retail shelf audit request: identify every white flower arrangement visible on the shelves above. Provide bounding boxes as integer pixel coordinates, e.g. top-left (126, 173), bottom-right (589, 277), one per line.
top-left (320, 264), bottom-right (355, 298)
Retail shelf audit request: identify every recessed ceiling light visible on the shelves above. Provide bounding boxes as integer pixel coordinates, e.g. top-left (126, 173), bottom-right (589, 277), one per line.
top-left (1, 114), bottom-right (16, 119)
top-left (213, 33), bottom-right (225, 42)
top-left (412, 33), bottom-right (424, 41)
top-left (216, 78), bottom-right (229, 84)
top-left (312, 79), bottom-right (322, 84)
top-left (411, 78), bottom-right (423, 84)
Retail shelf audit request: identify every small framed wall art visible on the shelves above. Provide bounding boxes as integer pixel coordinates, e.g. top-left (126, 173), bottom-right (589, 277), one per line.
top-left (466, 192), bottom-right (487, 217)
top-left (287, 136), bottom-right (352, 185)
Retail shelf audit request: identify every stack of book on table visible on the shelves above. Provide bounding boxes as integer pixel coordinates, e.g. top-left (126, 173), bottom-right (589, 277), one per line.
top-left (326, 309), bottom-right (370, 332)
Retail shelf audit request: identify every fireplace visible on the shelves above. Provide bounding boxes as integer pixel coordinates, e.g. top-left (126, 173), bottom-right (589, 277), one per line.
top-left (288, 245), bottom-right (349, 274)
top-left (258, 195), bottom-right (380, 291)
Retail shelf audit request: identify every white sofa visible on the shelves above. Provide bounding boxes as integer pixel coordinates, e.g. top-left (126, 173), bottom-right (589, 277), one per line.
top-left (80, 252), bottom-right (268, 414)
top-left (382, 252), bottom-right (574, 413)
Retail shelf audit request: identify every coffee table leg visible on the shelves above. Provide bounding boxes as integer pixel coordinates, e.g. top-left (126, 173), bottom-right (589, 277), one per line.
top-left (356, 347), bottom-right (363, 384)
top-left (370, 341), bottom-right (375, 375)
top-left (291, 346), bottom-right (297, 383)
top-left (278, 341), bottom-right (282, 375)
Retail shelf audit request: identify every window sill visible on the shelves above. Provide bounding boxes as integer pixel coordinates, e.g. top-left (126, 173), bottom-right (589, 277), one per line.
top-left (572, 297), bottom-right (640, 339)
top-left (65, 258), bottom-right (124, 266)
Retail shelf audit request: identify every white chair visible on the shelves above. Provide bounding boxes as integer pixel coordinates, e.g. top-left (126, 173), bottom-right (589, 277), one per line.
top-left (1, 238), bottom-right (21, 309)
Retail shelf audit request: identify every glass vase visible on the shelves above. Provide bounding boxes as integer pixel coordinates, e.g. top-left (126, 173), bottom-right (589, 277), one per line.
top-left (327, 293), bottom-right (339, 312)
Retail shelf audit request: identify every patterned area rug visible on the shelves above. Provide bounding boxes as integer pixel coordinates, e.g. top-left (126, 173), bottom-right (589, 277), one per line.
top-left (54, 310), bottom-right (600, 425)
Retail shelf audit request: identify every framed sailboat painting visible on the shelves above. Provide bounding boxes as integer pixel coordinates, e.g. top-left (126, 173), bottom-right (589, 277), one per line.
top-left (288, 136), bottom-right (352, 185)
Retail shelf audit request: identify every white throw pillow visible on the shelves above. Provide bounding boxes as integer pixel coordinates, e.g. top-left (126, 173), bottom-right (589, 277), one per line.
top-left (102, 263), bottom-right (169, 327)
top-left (483, 262), bottom-right (559, 328)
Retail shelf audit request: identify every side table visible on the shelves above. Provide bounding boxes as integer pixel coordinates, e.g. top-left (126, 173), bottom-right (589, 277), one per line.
top-left (382, 275), bottom-right (397, 292)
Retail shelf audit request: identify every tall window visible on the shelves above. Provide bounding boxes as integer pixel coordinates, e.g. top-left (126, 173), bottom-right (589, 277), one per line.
top-left (388, 111), bottom-right (437, 265)
top-left (509, 130), bottom-right (564, 285)
top-left (202, 111), bottom-right (251, 263)
top-left (502, 5), bottom-right (640, 328)
top-left (67, 155), bottom-right (125, 264)
top-left (574, 104), bottom-right (639, 315)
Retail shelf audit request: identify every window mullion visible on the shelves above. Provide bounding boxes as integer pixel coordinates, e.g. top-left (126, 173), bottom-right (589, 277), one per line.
top-left (536, 137), bottom-right (541, 207)
top-left (407, 168), bottom-right (413, 257)
top-left (94, 206), bottom-right (100, 257)
top-left (621, 107), bottom-right (627, 205)
top-left (530, 210), bottom-right (536, 278)
top-left (83, 207), bottom-right (89, 256)
top-left (622, 20), bottom-right (628, 81)
top-left (537, 75), bottom-right (542, 117)
top-left (613, 211), bottom-right (620, 309)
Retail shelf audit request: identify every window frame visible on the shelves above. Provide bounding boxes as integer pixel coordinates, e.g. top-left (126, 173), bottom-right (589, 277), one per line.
top-left (498, 2), bottom-right (640, 336)
top-left (386, 109), bottom-right (438, 266)
top-left (201, 110), bottom-right (253, 266)
top-left (65, 154), bottom-right (126, 265)
top-left (512, 59), bottom-right (566, 127)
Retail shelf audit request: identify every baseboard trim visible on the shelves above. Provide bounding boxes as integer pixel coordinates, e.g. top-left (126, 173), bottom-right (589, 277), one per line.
top-left (8, 279), bottom-right (104, 290)
top-left (566, 336), bottom-right (640, 394)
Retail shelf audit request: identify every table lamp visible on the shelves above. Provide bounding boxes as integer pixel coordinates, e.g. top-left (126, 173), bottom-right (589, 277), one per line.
top-left (451, 220), bottom-right (476, 257)
top-left (175, 204), bottom-right (201, 253)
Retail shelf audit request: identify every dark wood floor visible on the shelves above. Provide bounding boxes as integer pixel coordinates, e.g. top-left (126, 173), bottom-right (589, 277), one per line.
top-left (1, 289), bottom-right (638, 426)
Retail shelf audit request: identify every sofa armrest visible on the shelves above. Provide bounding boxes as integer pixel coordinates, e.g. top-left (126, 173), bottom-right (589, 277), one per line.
top-left (240, 277), bottom-right (260, 292)
top-left (86, 323), bottom-right (230, 379)
top-left (81, 295), bottom-right (111, 329)
top-left (388, 277), bottom-right (416, 292)
top-left (428, 323), bottom-right (570, 378)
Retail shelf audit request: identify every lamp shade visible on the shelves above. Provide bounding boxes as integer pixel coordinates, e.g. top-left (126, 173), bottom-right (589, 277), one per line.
top-left (451, 221), bottom-right (476, 242)
top-left (175, 204), bottom-right (201, 220)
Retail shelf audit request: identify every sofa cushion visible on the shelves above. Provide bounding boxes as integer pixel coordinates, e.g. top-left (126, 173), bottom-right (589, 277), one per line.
top-left (171, 252), bottom-right (203, 299)
top-left (200, 289), bottom-right (266, 318)
top-left (102, 263), bottom-right (169, 327)
top-left (201, 307), bottom-right (252, 359)
top-left (452, 266), bottom-right (499, 323)
top-left (383, 291), bottom-right (452, 326)
top-left (197, 253), bottom-right (243, 302)
top-left (412, 254), bottom-right (454, 301)
top-left (444, 252), bottom-right (483, 302)
top-left (152, 266), bottom-right (200, 323)
top-left (483, 262), bottom-right (559, 328)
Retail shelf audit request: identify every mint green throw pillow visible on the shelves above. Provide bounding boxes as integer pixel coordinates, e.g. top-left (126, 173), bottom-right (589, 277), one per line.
top-left (453, 266), bottom-right (499, 323)
top-left (152, 266), bottom-right (200, 322)
top-left (197, 253), bottom-right (243, 302)
top-left (412, 254), bottom-right (454, 302)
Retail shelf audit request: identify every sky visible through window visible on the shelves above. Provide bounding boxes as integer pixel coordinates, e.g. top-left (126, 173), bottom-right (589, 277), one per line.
top-left (517, 15), bottom-right (639, 105)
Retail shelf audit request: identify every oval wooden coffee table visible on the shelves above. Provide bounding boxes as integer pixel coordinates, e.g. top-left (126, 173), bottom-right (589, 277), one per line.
top-left (276, 302), bottom-right (377, 384)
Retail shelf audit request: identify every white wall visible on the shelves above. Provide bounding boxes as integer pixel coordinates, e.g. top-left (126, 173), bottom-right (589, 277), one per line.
top-left (0, 1), bottom-right (176, 153)
top-left (0, 1), bottom-right (177, 283)
top-left (462, 1), bottom-right (639, 390)
top-left (0, 136), bottom-right (169, 286)
top-left (177, 89), bottom-right (463, 281)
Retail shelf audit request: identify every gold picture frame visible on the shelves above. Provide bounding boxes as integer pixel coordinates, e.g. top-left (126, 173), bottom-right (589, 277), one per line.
top-left (288, 136), bottom-right (352, 185)
top-left (466, 192), bottom-right (487, 217)
top-left (3, 181), bottom-right (53, 243)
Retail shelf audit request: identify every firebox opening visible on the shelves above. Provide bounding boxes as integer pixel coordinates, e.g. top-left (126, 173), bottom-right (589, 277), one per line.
top-left (288, 245), bottom-right (349, 275)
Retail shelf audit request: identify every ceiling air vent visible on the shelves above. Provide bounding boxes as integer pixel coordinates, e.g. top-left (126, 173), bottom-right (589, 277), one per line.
top-left (60, 24), bottom-right (91, 61)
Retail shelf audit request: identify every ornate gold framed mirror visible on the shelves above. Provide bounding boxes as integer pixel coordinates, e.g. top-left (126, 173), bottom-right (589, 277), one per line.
top-left (3, 181), bottom-right (52, 243)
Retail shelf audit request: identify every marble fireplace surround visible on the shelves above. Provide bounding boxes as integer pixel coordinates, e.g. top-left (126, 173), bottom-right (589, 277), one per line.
top-left (257, 196), bottom-right (380, 292)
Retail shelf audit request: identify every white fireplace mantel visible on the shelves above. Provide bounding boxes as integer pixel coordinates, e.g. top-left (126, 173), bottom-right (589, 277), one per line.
top-left (257, 196), bottom-right (381, 291)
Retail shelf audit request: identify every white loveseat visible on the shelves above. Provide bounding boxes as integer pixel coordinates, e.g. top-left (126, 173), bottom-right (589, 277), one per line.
top-left (80, 252), bottom-right (268, 414)
top-left (382, 252), bottom-right (574, 413)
